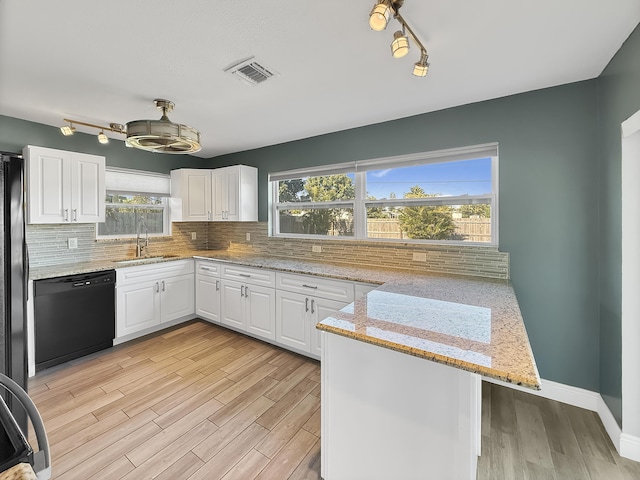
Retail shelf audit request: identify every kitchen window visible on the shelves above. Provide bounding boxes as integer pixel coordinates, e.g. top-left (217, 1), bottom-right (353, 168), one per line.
top-left (96, 168), bottom-right (171, 239)
top-left (270, 143), bottom-right (498, 245)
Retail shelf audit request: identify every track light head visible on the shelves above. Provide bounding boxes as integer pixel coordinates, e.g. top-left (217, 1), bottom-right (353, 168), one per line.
top-left (97, 131), bottom-right (109, 144)
top-left (413, 51), bottom-right (429, 77)
top-left (369, 1), bottom-right (392, 31)
top-left (391, 30), bottom-right (410, 58)
top-left (60, 124), bottom-right (75, 136)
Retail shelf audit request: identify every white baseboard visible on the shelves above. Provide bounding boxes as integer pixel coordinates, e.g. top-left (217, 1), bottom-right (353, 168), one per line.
top-left (597, 395), bottom-right (622, 453)
top-left (483, 376), bottom-right (640, 462)
top-left (483, 377), bottom-right (600, 410)
top-left (620, 433), bottom-right (640, 462)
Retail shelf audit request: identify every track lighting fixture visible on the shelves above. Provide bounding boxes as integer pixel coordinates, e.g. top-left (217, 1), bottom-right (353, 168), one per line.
top-left (369, 0), bottom-right (430, 77)
top-left (59, 100), bottom-right (201, 154)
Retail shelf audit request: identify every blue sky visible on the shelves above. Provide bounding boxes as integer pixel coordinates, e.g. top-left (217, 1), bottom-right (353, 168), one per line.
top-left (365, 157), bottom-right (492, 199)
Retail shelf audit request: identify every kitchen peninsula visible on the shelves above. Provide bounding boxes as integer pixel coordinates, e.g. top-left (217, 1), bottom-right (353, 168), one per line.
top-left (317, 274), bottom-right (540, 480)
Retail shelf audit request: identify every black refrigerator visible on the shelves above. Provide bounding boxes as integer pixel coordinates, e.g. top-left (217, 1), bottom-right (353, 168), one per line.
top-left (0, 152), bottom-right (28, 432)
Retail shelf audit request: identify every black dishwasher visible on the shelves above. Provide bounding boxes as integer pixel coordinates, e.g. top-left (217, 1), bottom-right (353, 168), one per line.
top-left (34, 270), bottom-right (116, 372)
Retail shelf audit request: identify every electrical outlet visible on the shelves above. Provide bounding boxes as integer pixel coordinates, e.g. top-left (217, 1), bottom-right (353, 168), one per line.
top-left (246, 232), bottom-right (251, 241)
top-left (191, 232), bottom-right (197, 240)
top-left (68, 238), bottom-right (78, 249)
top-left (412, 252), bottom-right (427, 262)
top-left (312, 245), bottom-right (322, 253)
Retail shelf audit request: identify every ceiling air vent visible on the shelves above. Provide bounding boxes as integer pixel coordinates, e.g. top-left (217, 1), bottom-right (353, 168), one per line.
top-left (224, 57), bottom-right (278, 86)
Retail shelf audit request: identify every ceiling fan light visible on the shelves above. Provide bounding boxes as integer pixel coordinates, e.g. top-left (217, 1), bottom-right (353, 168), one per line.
top-left (391, 31), bottom-right (409, 58)
top-left (97, 131), bottom-right (109, 144)
top-left (125, 99), bottom-right (201, 154)
top-left (60, 124), bottom-right (75, 136)
top-left (369, 2), bottom-right (391, 31)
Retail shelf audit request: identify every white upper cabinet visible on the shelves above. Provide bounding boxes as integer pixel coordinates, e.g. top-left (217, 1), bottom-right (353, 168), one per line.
top-left (171, 165), bottom-right (257, 222)
top-left (170, 168), bottom-right (212, 222)
top-left (24, 145), bottom-right (105, 224)
top-left (212, 165), bottom-right (257, 221)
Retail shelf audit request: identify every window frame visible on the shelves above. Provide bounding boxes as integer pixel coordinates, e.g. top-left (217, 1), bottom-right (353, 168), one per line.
top-left (269, 144), bottom-right (499, 246)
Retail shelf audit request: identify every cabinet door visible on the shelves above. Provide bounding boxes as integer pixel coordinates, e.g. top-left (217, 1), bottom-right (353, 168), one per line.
top-left (225, 167), bottom-right (239, 221)
top-left (25, 146), bottom-right (71, 224)
top-left (211, 168), bottom-right (227, 221)
top-left (171, 169), bottom-right (212, 221)
top-left (116, 280), bottom-right (160, 338)
top-left (185, 170), bottom-right (212, 221)
top-left (70, 153), bottom-right (105, 223)
top-left (245, 285), bottom-right (275, 340)
top-left (275, 290), bottom-right (310, 353)
top-left (310, 297), bottom-right (349, 357)
top-left (160, 274), bottom-right (195, 323)
top-left (220, 280), bottom-right (245, 330)
top-left (196, 274), bottom-right (221, 323)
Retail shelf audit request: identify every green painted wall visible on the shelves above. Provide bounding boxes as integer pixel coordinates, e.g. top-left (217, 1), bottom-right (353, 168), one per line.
top-left (219, 81), bottom-right (602, 391)
top-left (0, 115), bottom-right (207, 172)
top-left (597, 25), bottom-right (640, 426)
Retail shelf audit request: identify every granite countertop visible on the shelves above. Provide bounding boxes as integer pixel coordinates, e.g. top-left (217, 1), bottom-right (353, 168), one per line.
top-left (29, 250), bottom-right (540, 390)
top-left (0, 463), bottom-right (37, 480)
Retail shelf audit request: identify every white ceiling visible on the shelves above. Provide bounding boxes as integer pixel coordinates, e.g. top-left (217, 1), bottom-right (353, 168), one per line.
top-left (1, 1), bottom-right (639, 158)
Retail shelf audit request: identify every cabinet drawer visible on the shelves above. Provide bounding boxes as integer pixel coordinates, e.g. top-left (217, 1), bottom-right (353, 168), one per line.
top-left (117, 259), bottom-right (195, 286)
top-left (195, 260), bottom-right (221, 277)
top-left (221, 264), bottom-right (275, 287)
top-left (276, 272), bottom-right (354, 303)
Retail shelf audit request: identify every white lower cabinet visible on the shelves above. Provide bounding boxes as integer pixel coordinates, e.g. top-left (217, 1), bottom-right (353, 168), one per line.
top-left (221, 280), bottom-right (276, 340)
top-left (276, 291), bottom-right (347, 357)
top-left (116, 257), bottom-right (378, 358)
top-left (310, 296), bottom-right (348, 357)
top-left (116, 260), bottom-right (195, 340)
top-left (275, 290), bottom-right (309, 352)
top-left (195, 261), bottom-right (221, 323)
top-left (219, 264), bottom-right (276, 341)
top-left (117, 279), bottom-right (161, 337)
top-left (275, 272), bottom-right (355, 358)
top-left (161, 274), bottom-right (196, 323)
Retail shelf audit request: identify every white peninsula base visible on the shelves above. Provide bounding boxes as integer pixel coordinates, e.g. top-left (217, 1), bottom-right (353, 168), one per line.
top-left (321, 331), bottom-right (482, 480)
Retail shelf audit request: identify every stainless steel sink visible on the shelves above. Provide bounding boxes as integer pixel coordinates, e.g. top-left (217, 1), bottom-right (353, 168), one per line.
top-left (113, 255), bottom-right (178, 265)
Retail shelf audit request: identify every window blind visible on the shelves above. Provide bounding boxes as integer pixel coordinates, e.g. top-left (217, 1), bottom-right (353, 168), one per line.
top-left (105, 167), bottom-right (171, 195)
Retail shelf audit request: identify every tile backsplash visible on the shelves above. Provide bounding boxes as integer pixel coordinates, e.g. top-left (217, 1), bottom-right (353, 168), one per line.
top-left (209, 222), bottom-right (510, 279)
top-left (26, 222), bottom-right (208, 268)
top-left (27, 220), bottom-right (509, 279)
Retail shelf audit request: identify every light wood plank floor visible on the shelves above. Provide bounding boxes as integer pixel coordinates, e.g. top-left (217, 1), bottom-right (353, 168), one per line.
top-left (28, 320), bottom-right (640, 479)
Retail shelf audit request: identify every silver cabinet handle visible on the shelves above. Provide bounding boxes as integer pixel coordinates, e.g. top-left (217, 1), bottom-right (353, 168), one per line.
top-left (245, 286), bottom-right (249, 298)
top-left (201, 266), bottom-right (214, 271)
top-left (215, 280), bottom-right (220, 291)
top-left (302, 284), bottom-right (318, 289)
top-left (162, 280), bottom-right (165, 292)
top-left (64, 208), bottom-right (69, 222)
top-left (239, 273), bottom-right (251, 278)
top-left (208, 211), bottom-right (212, 220)
top-left (241, 285), bottom-right (245, 297)
top-left (305, 297), bottom-right (309, 312)
top-left (155, 282), bottom-right (159, 293)
top-left (311, 299), bottom-right (315, 314)
top-left (72, 208), bottom-right (77, 221)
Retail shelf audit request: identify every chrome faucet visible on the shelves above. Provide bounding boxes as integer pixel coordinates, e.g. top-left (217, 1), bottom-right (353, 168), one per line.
top-left (135, 216), bottom-right (149, 257)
